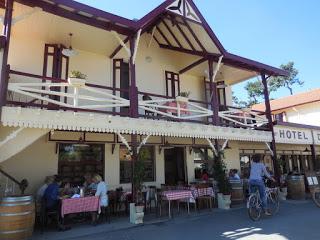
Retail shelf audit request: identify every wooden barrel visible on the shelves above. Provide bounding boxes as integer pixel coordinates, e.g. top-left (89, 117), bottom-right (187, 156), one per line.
top-left (230, 181), bottom-right (244, 204)
top-left (0, 195), bottom-right (35, 240)
top-left (287, 175), bottom-right (306, 200)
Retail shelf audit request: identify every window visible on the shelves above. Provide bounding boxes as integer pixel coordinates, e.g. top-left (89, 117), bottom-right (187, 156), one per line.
top-left (193, 148), bottom-right (214, 179)
top-left (165, 71), bottom-right (180, 97)
top-left (58, 143), bottom-right (104, 186)
top-left (119, 146), bottom-right (155, 184)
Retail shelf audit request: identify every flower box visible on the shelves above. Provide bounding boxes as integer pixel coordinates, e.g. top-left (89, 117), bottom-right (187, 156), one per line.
top-left (68, 77), bottom-right (86, 87)
top-left (176, 96), bottom-right (189, 103)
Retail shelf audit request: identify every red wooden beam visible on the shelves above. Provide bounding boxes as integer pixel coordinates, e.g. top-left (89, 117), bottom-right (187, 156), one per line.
top-left (109, 36), bottom-right (129, 59)
top-left (182, 18), bottom-right (206, 52)
top-left (179, 57), bottom-right (207, 74)
top-left (156, 26), bottom-right (172, 46)
top-left (174, 20), bottom-right (196, 51)
top-left (161, 19), bottom-right (182, 48)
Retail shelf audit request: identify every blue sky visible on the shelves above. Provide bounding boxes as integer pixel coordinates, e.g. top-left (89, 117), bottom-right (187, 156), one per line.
top-left (78, 0), bottom-right (320, 101)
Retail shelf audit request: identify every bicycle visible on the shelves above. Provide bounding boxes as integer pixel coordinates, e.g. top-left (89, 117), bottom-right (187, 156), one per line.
top-left (247, 185), bottom-right (280, 221)
top-left (311, 188), bottom-right (320, 208)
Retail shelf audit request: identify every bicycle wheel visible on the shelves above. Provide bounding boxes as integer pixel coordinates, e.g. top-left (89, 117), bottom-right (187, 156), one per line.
top-left (267, 190), bottom-right (279, 215)
top-left (312, 190), bottom-right (320, 208)
top-left (247, 194), bottom-right (262, 221)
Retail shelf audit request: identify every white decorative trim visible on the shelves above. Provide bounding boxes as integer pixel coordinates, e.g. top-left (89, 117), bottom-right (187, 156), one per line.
top-left (0, 127), bottom-right (25, 148)
top-left (117, 132), bottom-right (132, 153)
top-left (221, 139), bottom-right (229, 151)
top-left (132, 29), bottom-right (142, 64)
top-left (265, 142), bottom-right (274, 157)
top-left (111, 31), bottom-right (131, 57)
top-left (0, 107), bottom-right (273, 142)
top-left (206, 138), bottom-right (218, 156)
top-left (137, 134), bottom-right (151, 153)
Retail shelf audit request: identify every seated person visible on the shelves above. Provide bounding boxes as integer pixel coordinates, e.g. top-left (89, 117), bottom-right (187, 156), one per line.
top-left (36, 175), bottom-right (54, 202)
top-left (83, 173), bottom-right (97, 193)
top-left (201, 169), bottom-right (209, 181)
top-left (43, 175), bottom-right (62, 210)
top-left (229, 169), bottom-right (241, 181)
top-left (60, 182), bottom-right (73, 196)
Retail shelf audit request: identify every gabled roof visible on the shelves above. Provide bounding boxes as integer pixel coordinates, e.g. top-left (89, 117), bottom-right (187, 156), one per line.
top-left (11, 0), bottom-right (288, 77)
top-left (252, 88), bottom-right (320, 112)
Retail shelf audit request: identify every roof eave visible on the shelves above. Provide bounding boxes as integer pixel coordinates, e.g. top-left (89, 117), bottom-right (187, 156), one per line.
top-left (225, 52), bottom-right (289, 77)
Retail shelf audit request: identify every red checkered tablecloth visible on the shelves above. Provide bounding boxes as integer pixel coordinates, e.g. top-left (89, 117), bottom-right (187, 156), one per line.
top-left (192, 187), bottom-right (215, 198)
top-left (162, 190), bottom-right (193, 201)
top-left (61, 196), bottom-right (100, 218)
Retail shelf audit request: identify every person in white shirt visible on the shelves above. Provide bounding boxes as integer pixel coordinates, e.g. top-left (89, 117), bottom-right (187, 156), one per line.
top-left (36, 175), bottom-right (54, 202)
top-left (92, 174), bottom-right (108, 207)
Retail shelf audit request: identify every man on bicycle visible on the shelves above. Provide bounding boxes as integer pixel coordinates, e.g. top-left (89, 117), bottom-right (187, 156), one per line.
top-left (249, 154), bottom-right (276, 216)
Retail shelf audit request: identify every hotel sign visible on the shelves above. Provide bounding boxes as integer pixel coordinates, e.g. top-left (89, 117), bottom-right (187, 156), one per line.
top-left (274, 126), bottom-right (313, 145)
top-left (313, 130), bottom-right (320, 145)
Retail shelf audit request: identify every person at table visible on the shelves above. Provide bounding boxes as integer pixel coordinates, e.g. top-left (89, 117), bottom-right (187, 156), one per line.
top-left (36, 175), bottom-right (54, 202)
top-left (43, 176), bottom-right (70, 231)
top-left (61, 182), bottom-right (73, 196)
top-left (83, 173), bottom-right (97, 193)
top-left (229, 169), bottom-right (240, 181)
top-left (92, 174), bottom-right (108, 207)
top-left (201, 169), bottom-right (209, 181)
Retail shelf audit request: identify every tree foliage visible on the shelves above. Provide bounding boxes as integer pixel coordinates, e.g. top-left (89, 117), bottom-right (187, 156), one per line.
top-left (268, 61), bottom-right (301, 95)
top-left (233, 61), bottom-right (301, 107)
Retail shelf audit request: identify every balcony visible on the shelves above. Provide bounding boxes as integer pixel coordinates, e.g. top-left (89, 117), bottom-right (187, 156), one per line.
top-left (4, 69), bottom-right (269, 131)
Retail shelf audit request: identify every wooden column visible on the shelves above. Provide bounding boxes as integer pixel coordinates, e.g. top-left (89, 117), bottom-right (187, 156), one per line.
top-left (311, 144), bottom-right (316, 171)
top-left (129, 36), bottom-right (139, 201)
top-left (208, 58), bottom-right (219, 125)
top-left (0, 0), bottom-right (13, 116)
top-left (261, 73), bottom-right (280, 182)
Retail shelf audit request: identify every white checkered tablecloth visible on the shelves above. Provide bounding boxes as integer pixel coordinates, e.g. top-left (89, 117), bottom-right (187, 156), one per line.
top-left (162, 190), bottom-right (193, 201)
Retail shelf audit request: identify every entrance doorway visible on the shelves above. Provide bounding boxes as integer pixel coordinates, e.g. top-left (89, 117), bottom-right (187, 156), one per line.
top-left (164, 147), bottom-right (186, 185)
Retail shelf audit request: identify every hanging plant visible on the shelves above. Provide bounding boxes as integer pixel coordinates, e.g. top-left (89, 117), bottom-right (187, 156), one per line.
top-left (70, 70), bottom-right (87, 80)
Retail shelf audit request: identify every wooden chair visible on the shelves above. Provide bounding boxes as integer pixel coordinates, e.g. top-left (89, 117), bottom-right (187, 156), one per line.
top-left (39, 197), bottom-right (60, 233)
top-left (146, 186), bottom-right (158, 212)
top-left (195, 187), bottom-right (213, 210)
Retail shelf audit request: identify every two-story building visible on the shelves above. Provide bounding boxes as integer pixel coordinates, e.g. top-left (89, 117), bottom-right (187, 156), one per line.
top-left (251, 89), bottom-right (320, 176)
top-left (0, 0), bottom-right (308, 195)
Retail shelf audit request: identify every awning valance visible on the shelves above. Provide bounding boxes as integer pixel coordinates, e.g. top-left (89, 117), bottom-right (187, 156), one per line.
top-left (1, 106), bottom-right (272, 142)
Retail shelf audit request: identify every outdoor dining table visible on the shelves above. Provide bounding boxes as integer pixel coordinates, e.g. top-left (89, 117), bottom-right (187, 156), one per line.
top-left (61, 196), bottom-right (100, 219)
top-left (161, 190), bottom-right (193, 218)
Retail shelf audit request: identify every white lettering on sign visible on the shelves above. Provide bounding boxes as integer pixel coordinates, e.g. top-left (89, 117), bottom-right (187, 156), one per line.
top-left (313, 130), bottom-right (320, 145)
top-left (274, 126), bottom-right (313, 145)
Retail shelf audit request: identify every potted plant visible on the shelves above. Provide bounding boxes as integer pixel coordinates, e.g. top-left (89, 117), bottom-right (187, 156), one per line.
top-left (68, 70), bottom-right (87, 87)
top-left (130, 148), bottom-right (150, 224)
top-left (176, 91), bottom-right (190, 103)
top-left (213, 150), bottom-right (232, 209)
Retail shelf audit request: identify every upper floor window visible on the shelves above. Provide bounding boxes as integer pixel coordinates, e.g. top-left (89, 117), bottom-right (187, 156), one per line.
top-left (165, 71), bottom-right (180, 97)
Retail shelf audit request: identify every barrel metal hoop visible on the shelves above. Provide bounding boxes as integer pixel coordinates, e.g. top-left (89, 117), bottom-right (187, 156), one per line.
top-left (0, 210), bottom-right (34, 217)
top-left (0, 202), bottom-right (32, 207)
top-left (2, 196), bottom-right (33, 202)
top-left (0, 228), bottom-right (32, 234)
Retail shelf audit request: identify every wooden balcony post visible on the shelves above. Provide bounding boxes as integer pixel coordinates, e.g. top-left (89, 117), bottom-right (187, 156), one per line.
top-left (0, 0), bottom-right (13, 116)
top-left (208, 58), bottom-right (219, 125)
top-left (129, 36), bottom-right (139, 201)
top-left (311, 144), bottom-right (316, 171)
top-left (261, 73), bottom-right (280, 183)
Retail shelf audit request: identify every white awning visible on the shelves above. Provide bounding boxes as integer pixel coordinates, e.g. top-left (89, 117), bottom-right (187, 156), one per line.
top-left (1, 106), bottom-right (272, 142)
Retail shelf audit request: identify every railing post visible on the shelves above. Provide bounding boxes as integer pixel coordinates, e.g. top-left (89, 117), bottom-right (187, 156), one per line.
top-left (0, 0), bottom-right (13, 117)
top-left (261, 73), bottom-right (280, 183)
top-left (208, 58), bottom-right (220, 125)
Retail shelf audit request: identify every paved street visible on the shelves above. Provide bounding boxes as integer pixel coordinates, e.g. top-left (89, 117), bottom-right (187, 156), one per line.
top-left (64, 200), bottom-right (320, 240)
